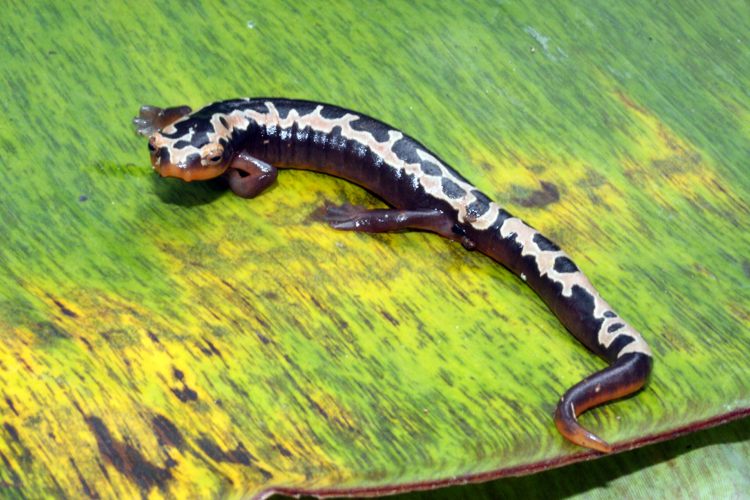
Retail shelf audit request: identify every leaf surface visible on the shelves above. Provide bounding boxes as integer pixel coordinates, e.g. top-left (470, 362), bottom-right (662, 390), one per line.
top-left (0, 0), bottom-right (748, 498)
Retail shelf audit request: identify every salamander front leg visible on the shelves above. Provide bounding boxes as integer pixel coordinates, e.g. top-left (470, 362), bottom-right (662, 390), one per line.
top-left (133, 105), bottom-right (192, 137)
top-left (224, 151), bottom-right (278, 199)
top-left (325, 203), bottom-right (465, 243)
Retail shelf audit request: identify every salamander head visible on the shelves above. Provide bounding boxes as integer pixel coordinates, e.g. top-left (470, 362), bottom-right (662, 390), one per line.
top-left (133, 104), bottom-right (233, 181)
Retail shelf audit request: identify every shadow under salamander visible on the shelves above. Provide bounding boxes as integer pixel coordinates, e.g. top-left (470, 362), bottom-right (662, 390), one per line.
top-left (151, 174), bottom-right (230, 208)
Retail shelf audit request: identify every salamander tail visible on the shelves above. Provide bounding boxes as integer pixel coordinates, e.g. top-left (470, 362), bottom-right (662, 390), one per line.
top-left (553, 352), bottom-right (653, 453)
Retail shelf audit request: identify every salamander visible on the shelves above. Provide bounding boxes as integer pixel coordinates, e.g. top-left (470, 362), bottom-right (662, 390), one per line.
top-left (133, 98), bottom-right (653, 453)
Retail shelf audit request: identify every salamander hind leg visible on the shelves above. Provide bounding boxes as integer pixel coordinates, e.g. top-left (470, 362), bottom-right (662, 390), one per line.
top-left (224, 151), bottom-right (279, 199)
top-left (325, 204), bottom-right (458, 240)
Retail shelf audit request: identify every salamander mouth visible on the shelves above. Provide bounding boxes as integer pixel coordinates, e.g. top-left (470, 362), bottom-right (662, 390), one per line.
top-left (153, 159), bottom-right (227, 182)
top-left (154, 162), bottom-right (184, 180)
top-left (152, 160), bottom-right (192, 181)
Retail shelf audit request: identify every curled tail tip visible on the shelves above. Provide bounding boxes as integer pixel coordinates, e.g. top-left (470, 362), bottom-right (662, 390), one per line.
top-left (554, 407), bottom-right (613, 453)
top-left (554, 352), bottom-right (653, 453)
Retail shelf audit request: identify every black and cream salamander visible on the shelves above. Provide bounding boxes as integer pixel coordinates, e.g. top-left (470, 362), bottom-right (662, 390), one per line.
top-left (134, 98), bottom-right (653, 452)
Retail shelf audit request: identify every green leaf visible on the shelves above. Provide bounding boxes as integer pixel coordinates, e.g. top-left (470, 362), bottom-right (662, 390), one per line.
top-left (1, 0), bottom-right (748, 498)
top-left (313, 418), bottom-right (750, 499)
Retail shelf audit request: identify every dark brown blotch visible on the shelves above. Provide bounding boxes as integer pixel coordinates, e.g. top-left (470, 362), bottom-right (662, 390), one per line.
top-left (201, 338), bottom-right (223, 359)
top-left (69, 457), bottom-right (99, 499)
top-left (171, 386), bottom-right (198, 403)
top-left (170, 367), bottom-right (198, 402)
top-left (52, 299), bottom-right (78, 318)
top-left (380, 309), bottom-right (400, 326)
top-left (85, 416), bottom-right (173, 492)
top-left (3, 423), bottom-right (19, 442)
top-left (195, 436), bottom-right (260, 467)
top-left (5, 397), bottom-right (18, 416)
top-left (515, 181), bottom-right (560, 208)
top-left (151, 415), bottom-right (184, 449)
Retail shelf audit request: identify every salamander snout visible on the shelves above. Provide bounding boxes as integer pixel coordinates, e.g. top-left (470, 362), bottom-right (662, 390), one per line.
top-left (147, 134), bottom-right (231, 182)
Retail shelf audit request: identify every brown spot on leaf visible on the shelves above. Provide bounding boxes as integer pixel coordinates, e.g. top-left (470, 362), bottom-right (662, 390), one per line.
top-left (52, 299), bottom-right (78, 318)
top-left (515, 181), bottom-right (560, 208)
top-left (3, 423), bottom-right (19, 442)
top-left (79, 336), bottom-right (94, 352)
top-left (85, 416), bottom-right (172, 492)
top-left (275, 442), bottom-right (293, 458)
top-left (616, 89), bottom-right (646, 113)
top-left (580, 168), bottom-right (608, 189)
top-left (195, 436), bottom-right (261, 468)
top-left (221, 279), bottom-right (237, 292)
top-left (69, 457), bottom-right (100, 499)
top-left (379, 309), bottom-right (399, 326)
top-left (195, 437), bottom-right (226, 463)
top-left (37, 321), bottom-right (73, 342)
top-left (171, 386), bottom-right (198, 403)
top-left (304, 395), bottom-right (329, 419)
top-left (228, 442), bottom-right (257, 465)
top-left (650, 153), bottom-right (700, 178)
top-left (151, 415), bottom-right (184, 449)
top-left (200, 337), bottom-right (223, 359)
top-left (170, 368), bottom-right (198, 402)
top-left (526, 164), bottom-right (546, 175)
top-left (5, 397), bottom-right (18, 416)
top-left (255, 314), bottom-right (269, 328)
top-left (257, 332), bottom-right (272, 345)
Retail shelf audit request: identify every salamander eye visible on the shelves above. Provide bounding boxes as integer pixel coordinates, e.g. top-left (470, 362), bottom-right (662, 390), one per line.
top-left (202, 147), bottom-right (224, 166)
